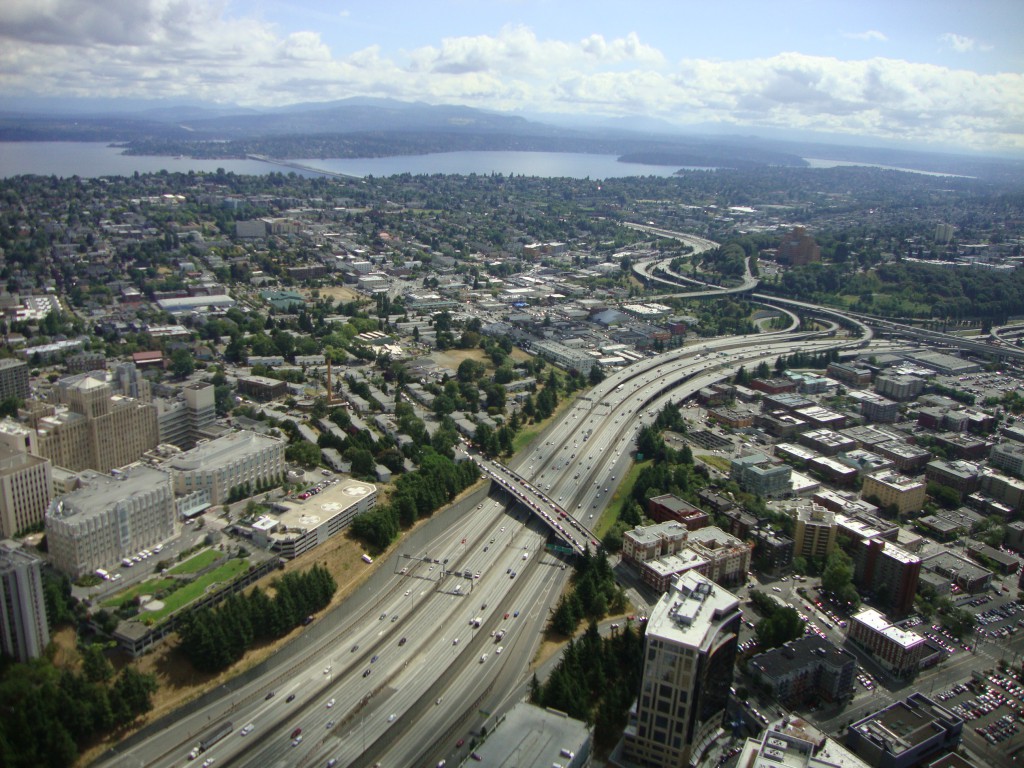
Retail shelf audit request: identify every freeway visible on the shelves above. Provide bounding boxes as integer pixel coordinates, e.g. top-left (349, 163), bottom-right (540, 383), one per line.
top-left (100, 321), bottom-right (869, 768)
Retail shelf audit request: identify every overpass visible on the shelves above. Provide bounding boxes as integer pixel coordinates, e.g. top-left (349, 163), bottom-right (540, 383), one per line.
top-left (472, 455), bottom-right (600, 556)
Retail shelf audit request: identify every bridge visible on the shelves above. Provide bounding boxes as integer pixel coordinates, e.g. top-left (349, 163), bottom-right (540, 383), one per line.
top-left (471, 455), bottom-right (600, 556)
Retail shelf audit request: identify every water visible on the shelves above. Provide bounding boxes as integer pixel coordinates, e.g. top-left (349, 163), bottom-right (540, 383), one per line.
top-left (0, 142), bottom-right (685, 180)
top-left (803, 157), bottom-right (973, 178)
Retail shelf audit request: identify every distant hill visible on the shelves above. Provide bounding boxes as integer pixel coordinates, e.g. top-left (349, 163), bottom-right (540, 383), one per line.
top-left (0, 97), bottom-right (1016, 179)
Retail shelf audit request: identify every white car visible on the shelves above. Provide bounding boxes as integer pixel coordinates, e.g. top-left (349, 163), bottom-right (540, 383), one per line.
top-left (326, 698), bottom-right (335, 708)
top-left (240, 723), bottom-right (254, 736)
top-left (387, 713), bottom-right (397, 722)
top-left (496, 646), bottom-right (504, 654)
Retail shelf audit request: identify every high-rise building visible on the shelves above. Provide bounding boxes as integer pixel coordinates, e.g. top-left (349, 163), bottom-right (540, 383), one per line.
top-left (792, 501), bottom-right (837, 560)
top-left (0, 542), bottom-right (50, 662)
top-left (45, 465), bottom-right (175, 578)
top-left (619, 572), bottom-right (741, 768)
top-left (153, 382), bottom-right (217, 449)
top-left (0, 445), bottom-right (52, 538)
top-left (0, 359), bottom-right (30, 401)
top-left (777, 226), bottom-right (822, 266)
top-left (853, 539), bottom-right (921, 616)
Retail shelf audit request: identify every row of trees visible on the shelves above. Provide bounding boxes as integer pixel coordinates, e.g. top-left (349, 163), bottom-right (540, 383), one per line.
top-left (178, 564), bottom-right (336, 673)
top-left (530, 621), bottom-right (645, 751)
top-left (747, 591), bottom-right (804, 651)
top-left (0, 652), bottom-right (157, 768)
top-left (350, 449), bottom-right (479, 549)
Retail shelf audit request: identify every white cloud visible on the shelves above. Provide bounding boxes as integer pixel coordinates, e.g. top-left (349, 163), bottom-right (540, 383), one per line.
top-left (0, 4), bottom-right (1020, 152)
top-left (844, 30), bottom-right (888, 42)
top-left (939, 32), bottom-right (992, 53)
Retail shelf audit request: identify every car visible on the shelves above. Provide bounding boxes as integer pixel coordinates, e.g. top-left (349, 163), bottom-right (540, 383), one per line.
top-left (202, 759), bottom-right (215, 768)
top-left (265, 691), bottom-right (275, 700)
top-left (514, 610), bottom-right (519, 617)
top-left (351, 644), bottom-right (359, 652)
top-left (399, 637), bottom-right (407, 646)
top-left (326, 698), bottom-right (335, 708)
top-left (286, 694), bottom-right (296, 702)
top-left (504, 612), bottom-right (510, 619)
top-left (387, 713), bottom-right (397, 722)
top-left (371, 655), bottom-right (379, 663)
top-left (496, 646), bottom-right (504, 654)
top-left (457, 738), bottom-right (465, 747)
top-left (326, 720), bottom-right (335, 729)
top-left (379, 613), bottom-right (387, 620)
top-left (327, 760), bottom-right (338, 768)
top-left (510, 571), bottom-right (516, 579)
top-left (240, 723), bottom-right (255, 736)
top-left (363, 668), bottom-right (372, 677)
top-left (292, 736), bottom-right (303, 747)
top-left (391, 614), bottom-right (399, 622)
top-left (436, 697), bottom-right (443, 705)
top-left (453, 638), bottom-right (459, 645)
top-left (323, 667), bottom-right (331, 675)
top-left (291, 728), bottom-right (303, 739)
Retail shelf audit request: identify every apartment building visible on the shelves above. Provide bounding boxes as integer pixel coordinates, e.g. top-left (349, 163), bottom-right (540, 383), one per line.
top-left (0, 359), bottom-right (29, 401)
top-left (853, 539), bottom-right (921, 616)
top-left (847, 608), bottom-right (925, 679)
top-left (620, 573), bottom-right (741, 768)
top-left (862, 471), bottom-right (927, 515)
top-left (791, 501), bottom-right (838, 560)
top-left (748, 634), bottom-right (856, 707)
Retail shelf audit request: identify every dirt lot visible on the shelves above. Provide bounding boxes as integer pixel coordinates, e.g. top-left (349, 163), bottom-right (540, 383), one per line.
top-left (430, 347), bottom-right (490, 370)
top-left (311, 285), bottom-right (362, 303)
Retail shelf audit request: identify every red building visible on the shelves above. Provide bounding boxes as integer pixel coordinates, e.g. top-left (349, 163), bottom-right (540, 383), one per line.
top-left (646, 494), bottom-right (710, 529)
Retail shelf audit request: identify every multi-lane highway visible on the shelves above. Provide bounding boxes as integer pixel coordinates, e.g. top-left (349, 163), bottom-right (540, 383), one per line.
top-left (99, 321), bottom-right (869, 768)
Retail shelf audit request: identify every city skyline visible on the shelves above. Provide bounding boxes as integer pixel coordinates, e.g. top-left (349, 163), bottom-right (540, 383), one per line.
top-left (1, 0), bottom-right (1022, 154)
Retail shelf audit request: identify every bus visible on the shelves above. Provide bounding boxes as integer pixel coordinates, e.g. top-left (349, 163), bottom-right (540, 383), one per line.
top-left (361, 554), bottom-right (373, 564)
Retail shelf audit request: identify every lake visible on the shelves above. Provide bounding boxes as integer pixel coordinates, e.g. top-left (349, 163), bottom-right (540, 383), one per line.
top-left (0, 142), bottom-right (687, 180)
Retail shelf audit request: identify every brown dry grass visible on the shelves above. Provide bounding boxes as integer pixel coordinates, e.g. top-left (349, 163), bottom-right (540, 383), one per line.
top-left (430, 348), bottom-right (489, 370)
top-left (311, 285), bottom-right (361, 303)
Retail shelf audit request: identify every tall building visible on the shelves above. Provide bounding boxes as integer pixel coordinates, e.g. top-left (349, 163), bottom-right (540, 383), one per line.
top-left (730, 453), bottom-right (792, 498)
top-left (792, 501), bottom-right (838, 560)
top-left (619, 572), bottom-right (741, 768)
top-left (45, 465), bottom-right (175, 578)
top-left (0, 542), bottom-right (50, 662)
top-left (30, 376), bottom-right (159, 473)
top-left (862, 471), bottom-right (926, 515)
top-left (153, 382), bottom-right (217, 449)
top-left (0, 359), bottom-right (30, 401)
top-left (0, 446), bottom-right (52, 538)
top-left (990, 442), bottom-right (1024, 479)
top-left (853, 539), bottom-right (921, 616)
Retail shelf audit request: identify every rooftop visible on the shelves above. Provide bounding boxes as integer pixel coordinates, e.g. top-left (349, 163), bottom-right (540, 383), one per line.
top-left (647, 571), bottom-right (740, 651)
top-left (48, 465), bottom-right (171, 520)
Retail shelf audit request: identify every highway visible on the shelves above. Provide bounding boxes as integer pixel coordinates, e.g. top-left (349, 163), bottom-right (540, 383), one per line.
top-left (98, 322), bottom-right (870, 768)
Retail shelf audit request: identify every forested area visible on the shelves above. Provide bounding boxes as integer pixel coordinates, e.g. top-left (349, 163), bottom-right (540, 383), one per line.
top-left (530, 621), bottom-right (645, 751)
top-left (178, 564), bottom-right (336, 673)
top-left (548, 548), bottom-right (627, 636)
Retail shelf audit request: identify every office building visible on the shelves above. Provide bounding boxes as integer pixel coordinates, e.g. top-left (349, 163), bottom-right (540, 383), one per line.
top-left (0, 542), bottom-right (50, 662)
top-left (862, 471), bottom-right (926, 515)
top-left (748, 635), bottom-right (856, 707)
top-left (0, 359), bottom-right (29, 401)
top-left (45, 466), bottom-right (175, 578)
top-left (736, 728), bottom-right (871, 768)
top-left (846, 693), bottom-right (962, 768)
top-left (646, 494), bottom-right (709, 529)
top-left (853, 539), bottom-right (921, 615)
top-left (924, 460), bottom-right (982, 499)
top-left (874, 374), bottom-right (925, 402)
top-left (826, 362), bottom-right (872, 387)
top-left (777, 226), bottom-right (821, 266)
top-left (847, 608), bottom-right (925, 679)
top-left (619, 572), bottom-right (740, 768)
top-left (165, 430), bottom-right (285, 506)
top-left (0, 446), bottom-right (52, 538)
top-left (153, 381), bottom-right (217, 449)
top-left (730, 453), bottom-right (792, 498)
top-left (791, 501), bottom-right (837, 560)
top-left (990, 442), bottom-right (1024, 479)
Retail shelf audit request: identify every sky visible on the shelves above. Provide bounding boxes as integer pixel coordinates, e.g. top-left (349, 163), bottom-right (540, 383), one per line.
top-left (1, 0), bottom-right (1023, 154)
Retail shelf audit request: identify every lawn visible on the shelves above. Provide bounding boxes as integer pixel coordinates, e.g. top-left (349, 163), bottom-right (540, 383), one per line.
top-left (594, 459), bottom-right (651, 538)
top-left (698, 454), bottom-right (732, 474)
top-left (169, 549), bottom-right (221, 575)
top-left (101, 578), bottom-right (178, 608)
top-left (141, 558), bottom-right (251, 623)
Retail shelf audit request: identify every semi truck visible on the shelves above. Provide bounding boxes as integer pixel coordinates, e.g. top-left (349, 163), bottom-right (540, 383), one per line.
top-left (188, 721), bottom-right (233, 759)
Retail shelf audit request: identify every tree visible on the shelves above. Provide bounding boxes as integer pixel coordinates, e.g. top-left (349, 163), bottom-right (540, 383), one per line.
top-left (81, 644), bottom-right (114, 684)
top-left (169, 348), bottom-right (195, 379)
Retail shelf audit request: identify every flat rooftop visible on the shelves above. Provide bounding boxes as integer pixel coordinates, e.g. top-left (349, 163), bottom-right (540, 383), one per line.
top-left (468, 702), bottom-right (589, 767)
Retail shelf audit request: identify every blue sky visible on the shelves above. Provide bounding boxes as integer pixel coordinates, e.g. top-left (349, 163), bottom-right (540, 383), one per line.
top-left (1, 0), bottom-right (1022, 152)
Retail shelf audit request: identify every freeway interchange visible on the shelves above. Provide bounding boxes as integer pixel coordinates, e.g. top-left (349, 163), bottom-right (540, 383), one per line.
top-left (99, 327), bottom-right (866, 768)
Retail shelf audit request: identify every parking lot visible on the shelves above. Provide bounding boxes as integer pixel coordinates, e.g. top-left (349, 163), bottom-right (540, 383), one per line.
top-left (936, 670), bottom-right (1024, 750)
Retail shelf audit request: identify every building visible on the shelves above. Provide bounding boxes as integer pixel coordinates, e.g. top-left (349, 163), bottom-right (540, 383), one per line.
top-left (799, 429), bottom-right (856, 457)
top-left (686, 527), bottom-right (753, 587)
top-left (0, 446), bottom-right (52, 538)
top-left (45, 466), bottom-right (176, 578)
top-left (925, 460), bottom-right (982, 500)
top-left (875, 374), bottom-right (925, 402)
top-left (852, 391), bottom-right (901, 424)
top-left (875, 441), bottom-right (932, 473)
top-left (165, 430), bottom-right (285, 507)
top-left (826, 362), bottom-right (872, 388)
top-left (0, 542), bottom-right (50, 662)
top-left (845, 693), bottom-right (963, 768)
top-left (730, 453), bottom-right (792, 498)
top-left (792, 501), bottom-right (838, 560)
top-left (30, 377), bottom-right (159, 473)
top-left (646, 494), bottom-right (709, 529)
top-left (748, 635), bottom-right (856, 707)
top-left (852, 539), bottom-right (921, 616)
top-left (247, 477), bottom-right (377, 559)
top-left (736, 728), bottom-right (871, 768)
top-left (990, 442), bottom-right (1024, 479)
top-left (0, 359), bottom-right (29, 401)
top-left (862, 471), bottom-right (926, 515)
top-left (921, 550), bottom-right (993, 594)
top-left (777, 226), bottom-right (822, 266)
top-left (847, 608), bottom-right (926, 679)
top-left (153, 382), bottom-right (218, 449)
top-left (237, 375), bottom-right (288, 402)
top-left (469, 702), bottom-right (591, 768)
top-left (619, 572), bottom-right (741, 768)
top-left (753, 528), bottom-right (794, 573)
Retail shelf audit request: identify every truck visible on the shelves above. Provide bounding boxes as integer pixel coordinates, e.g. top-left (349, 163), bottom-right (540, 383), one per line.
top-left (470, 617), bottom-right (482, 628)
top-left (198, 721), bottom-right (233, 753)
top-left (361, 553), bottom-right (373, 564)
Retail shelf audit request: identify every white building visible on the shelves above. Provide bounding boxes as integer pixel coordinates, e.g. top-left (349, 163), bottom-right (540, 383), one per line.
top-left (619, 572), bottom-right (741, 768)
top-left (45, 466), bottom-right (176, 578)
top-left (165, 430), bottom-right (286, 506)
top-left (0, 446), bottom-right (52, 539)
